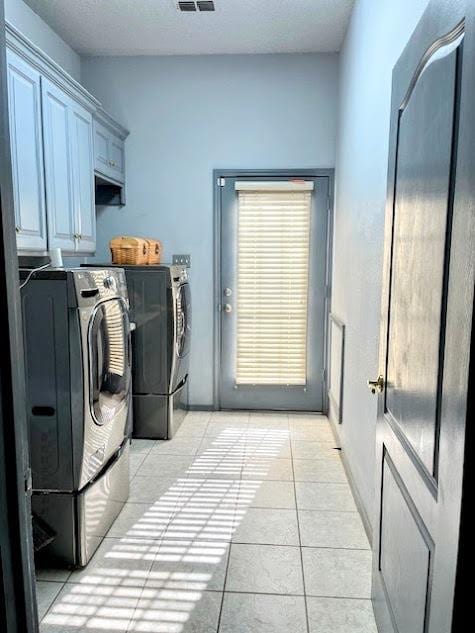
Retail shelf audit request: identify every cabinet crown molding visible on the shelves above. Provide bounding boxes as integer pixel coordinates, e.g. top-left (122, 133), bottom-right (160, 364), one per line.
top-left (95, 107), bottom-right (129, 141)
top-left (6, 21), bottom-right (100, 113)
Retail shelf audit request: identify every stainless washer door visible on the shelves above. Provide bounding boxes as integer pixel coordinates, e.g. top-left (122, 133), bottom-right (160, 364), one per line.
top-left (89, 297), bottom-right (131, 426)
top-left (175, 282), bottom-right (191, 358)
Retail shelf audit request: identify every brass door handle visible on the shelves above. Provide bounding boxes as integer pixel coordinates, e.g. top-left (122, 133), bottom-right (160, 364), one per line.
top-left (368, 375), bottom-right (385, 394)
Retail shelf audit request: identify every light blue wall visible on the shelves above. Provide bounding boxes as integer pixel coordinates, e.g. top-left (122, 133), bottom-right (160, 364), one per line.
top-left (330, 0), bottom-right (430, 531)
top-left (5, 0), bottom-right (81, 80)
top-left (81, 53), bottom-right (339, 406)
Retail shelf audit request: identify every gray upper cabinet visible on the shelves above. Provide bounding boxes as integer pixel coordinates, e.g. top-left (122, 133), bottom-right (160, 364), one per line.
top-left (6, 49), bottom-right (47, 252)
top-left (6, 23), bottom-right (127, 254)
top-left (109, 136), bottom-right (125, 182)
top-left (41, 78), bottom-right (76, 252)
top-left (94, 121), bottom-right (110, 175)
top-left (93, 112), bottom-right (128, 185)
top-left (70, 102), bottom-right (95, 253)
top-left (42, 79), bottom-right (95, 254)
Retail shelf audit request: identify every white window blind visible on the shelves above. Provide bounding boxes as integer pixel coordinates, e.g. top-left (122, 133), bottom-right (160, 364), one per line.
top-left (235, 181), bottom-right (313, 386)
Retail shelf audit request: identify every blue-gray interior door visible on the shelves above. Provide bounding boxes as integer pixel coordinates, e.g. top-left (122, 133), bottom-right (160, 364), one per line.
top-left (373, 1), bottom-right (475, 632)
top-left (219, 174), bottom-right (329, 411)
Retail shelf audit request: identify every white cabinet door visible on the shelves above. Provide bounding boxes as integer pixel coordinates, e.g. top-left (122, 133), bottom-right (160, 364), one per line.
top-left (70, 103), bottom-right (95, 253)
top-left (93, 119), bottom-right (125, 184)
top-left (6, 50), bottom-right (47, 252)
top-left (93, 120), bottom-right (110, 176)
top-left (41, 78), bottom-right (76, 252)
top-left (109, 136), bottom-right (125, 183)
top-left (42, 79), bottom-right (96, 254)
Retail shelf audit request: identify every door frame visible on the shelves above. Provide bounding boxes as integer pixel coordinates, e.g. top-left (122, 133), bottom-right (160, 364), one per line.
top-left (212, 168), bottom-right (335, 412)
top-left (373, 0), bottom-right (475, 630)
top-left (0, 0), bottom-right (39, 630)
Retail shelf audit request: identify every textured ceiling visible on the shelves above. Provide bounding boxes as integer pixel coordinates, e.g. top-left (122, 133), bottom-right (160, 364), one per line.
top-left (23, 0), bottom-right (354, 56)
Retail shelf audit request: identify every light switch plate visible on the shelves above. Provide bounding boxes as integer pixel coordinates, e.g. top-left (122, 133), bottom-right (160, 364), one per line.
top-left (172, 254), bottom-right (191, 268)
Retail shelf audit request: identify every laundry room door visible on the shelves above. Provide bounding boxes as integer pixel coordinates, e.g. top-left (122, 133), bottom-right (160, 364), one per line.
top-left (371, 1), bottom-right (475, 631)
top-left (218, 172), bottom-right (330, 411)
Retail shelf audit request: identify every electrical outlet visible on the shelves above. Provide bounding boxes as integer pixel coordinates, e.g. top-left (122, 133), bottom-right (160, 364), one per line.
top-left (172, 254), bottom-right (191, 268)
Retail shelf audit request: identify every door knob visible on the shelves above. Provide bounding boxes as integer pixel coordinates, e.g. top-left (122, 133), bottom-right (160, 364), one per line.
top-left (223, 303), bottom-right (232, 314)
top-left (367, 375), bottom-right (385, 394)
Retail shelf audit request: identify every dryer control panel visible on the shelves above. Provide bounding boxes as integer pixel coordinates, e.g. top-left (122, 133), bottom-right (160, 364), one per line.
top-left (170, 265), bottom-right (188, 287)
top-left (73, 268), bottom-right (129, 308)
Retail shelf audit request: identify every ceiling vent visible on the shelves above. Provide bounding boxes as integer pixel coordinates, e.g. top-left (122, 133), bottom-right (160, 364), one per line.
top-left (177, 1), bottom-right (215, 11)
top-left (178, 2), bottom-right (196, 11)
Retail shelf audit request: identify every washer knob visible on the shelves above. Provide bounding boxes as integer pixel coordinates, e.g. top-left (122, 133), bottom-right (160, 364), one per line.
top-left (103, 276), bottom-right (116, 290)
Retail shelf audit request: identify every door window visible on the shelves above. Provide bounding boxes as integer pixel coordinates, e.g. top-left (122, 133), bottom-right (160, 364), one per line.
top-left (219, 175), bottom-right (329, 411)
top-left (89, 298), bottom-right (130, 425)
top-left (235, 183), bottom-right (312, 386)
top-left (176, 283), bottom-right (191, 358)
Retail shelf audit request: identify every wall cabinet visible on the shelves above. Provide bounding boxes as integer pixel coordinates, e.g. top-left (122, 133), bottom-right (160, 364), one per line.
top-left (42, 79), bottom-right (95, 254)
top-left (41, 79), bottom-right (76, 252)
top-left (93, 116), bottom-right (127, 184)
top-left (70, 104), bottom-right (96, 253)
top-left (6, 50), bottom-right (47, 252)
top-left (6, 23), bottom-right (127, 255)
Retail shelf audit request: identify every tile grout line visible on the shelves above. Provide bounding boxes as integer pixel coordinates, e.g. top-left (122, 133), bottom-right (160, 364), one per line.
top-left (290, 427), bottom-right (311, 633)
top-left (125, 489), bottom-right (358, 500)
top-left (149, 411), bottom-right (240, 633)
top-left (40, 583), bottom-right (373, 602)
top-left (92, 532), bottom-right (370, 551)
top-left (38, 577), bottom-right (65, 623)
top-left (216, 542), bottom-right (234, 631)
top-left (128, 412), bottom-right (217, 631)
top-left (216, 410), bottom-right (250, 632)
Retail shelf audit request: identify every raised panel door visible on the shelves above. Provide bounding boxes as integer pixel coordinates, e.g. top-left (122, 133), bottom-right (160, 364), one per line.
top-left (372, 3), bottom-right (474, 631)
top-left (6, 50), bottom-right (47, 251)
top-left (41, 78), bottom-right (75, 252)
top-left (70, 103), bottom-right (95, 253)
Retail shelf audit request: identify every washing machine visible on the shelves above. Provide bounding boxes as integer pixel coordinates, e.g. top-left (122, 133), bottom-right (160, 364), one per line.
top-left (84, 264), bottom-right (191, 439)
top-left (20, 267), bottom-right (131, 567)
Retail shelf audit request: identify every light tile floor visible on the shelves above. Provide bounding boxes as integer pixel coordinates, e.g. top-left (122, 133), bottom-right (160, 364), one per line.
top-left (37, 410), bottom-right (377, 632)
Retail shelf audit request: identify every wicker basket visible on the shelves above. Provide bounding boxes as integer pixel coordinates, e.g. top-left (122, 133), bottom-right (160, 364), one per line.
top-left (145, 239), bottom-right (162, 265)
top-left (109, 236), bottom-right (149, 265)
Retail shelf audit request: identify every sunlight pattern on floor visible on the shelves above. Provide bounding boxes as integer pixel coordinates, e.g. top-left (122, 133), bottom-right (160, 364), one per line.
top-left (39, 411), bottom-right (376, 633)
top-left (41, 415), bottom-right (291, 632)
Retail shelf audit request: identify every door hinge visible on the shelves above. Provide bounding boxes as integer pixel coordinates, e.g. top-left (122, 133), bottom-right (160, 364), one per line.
top-left (25, 467), bottom-right (32, 495)
top-left (217, 177), bottom-right (225, 187)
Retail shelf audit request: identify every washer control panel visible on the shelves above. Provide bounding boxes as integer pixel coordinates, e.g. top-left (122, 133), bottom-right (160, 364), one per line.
top-left (74, 268), bottom-right (128, 307)
top-left (170, 264), bottom-right (188, 287)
